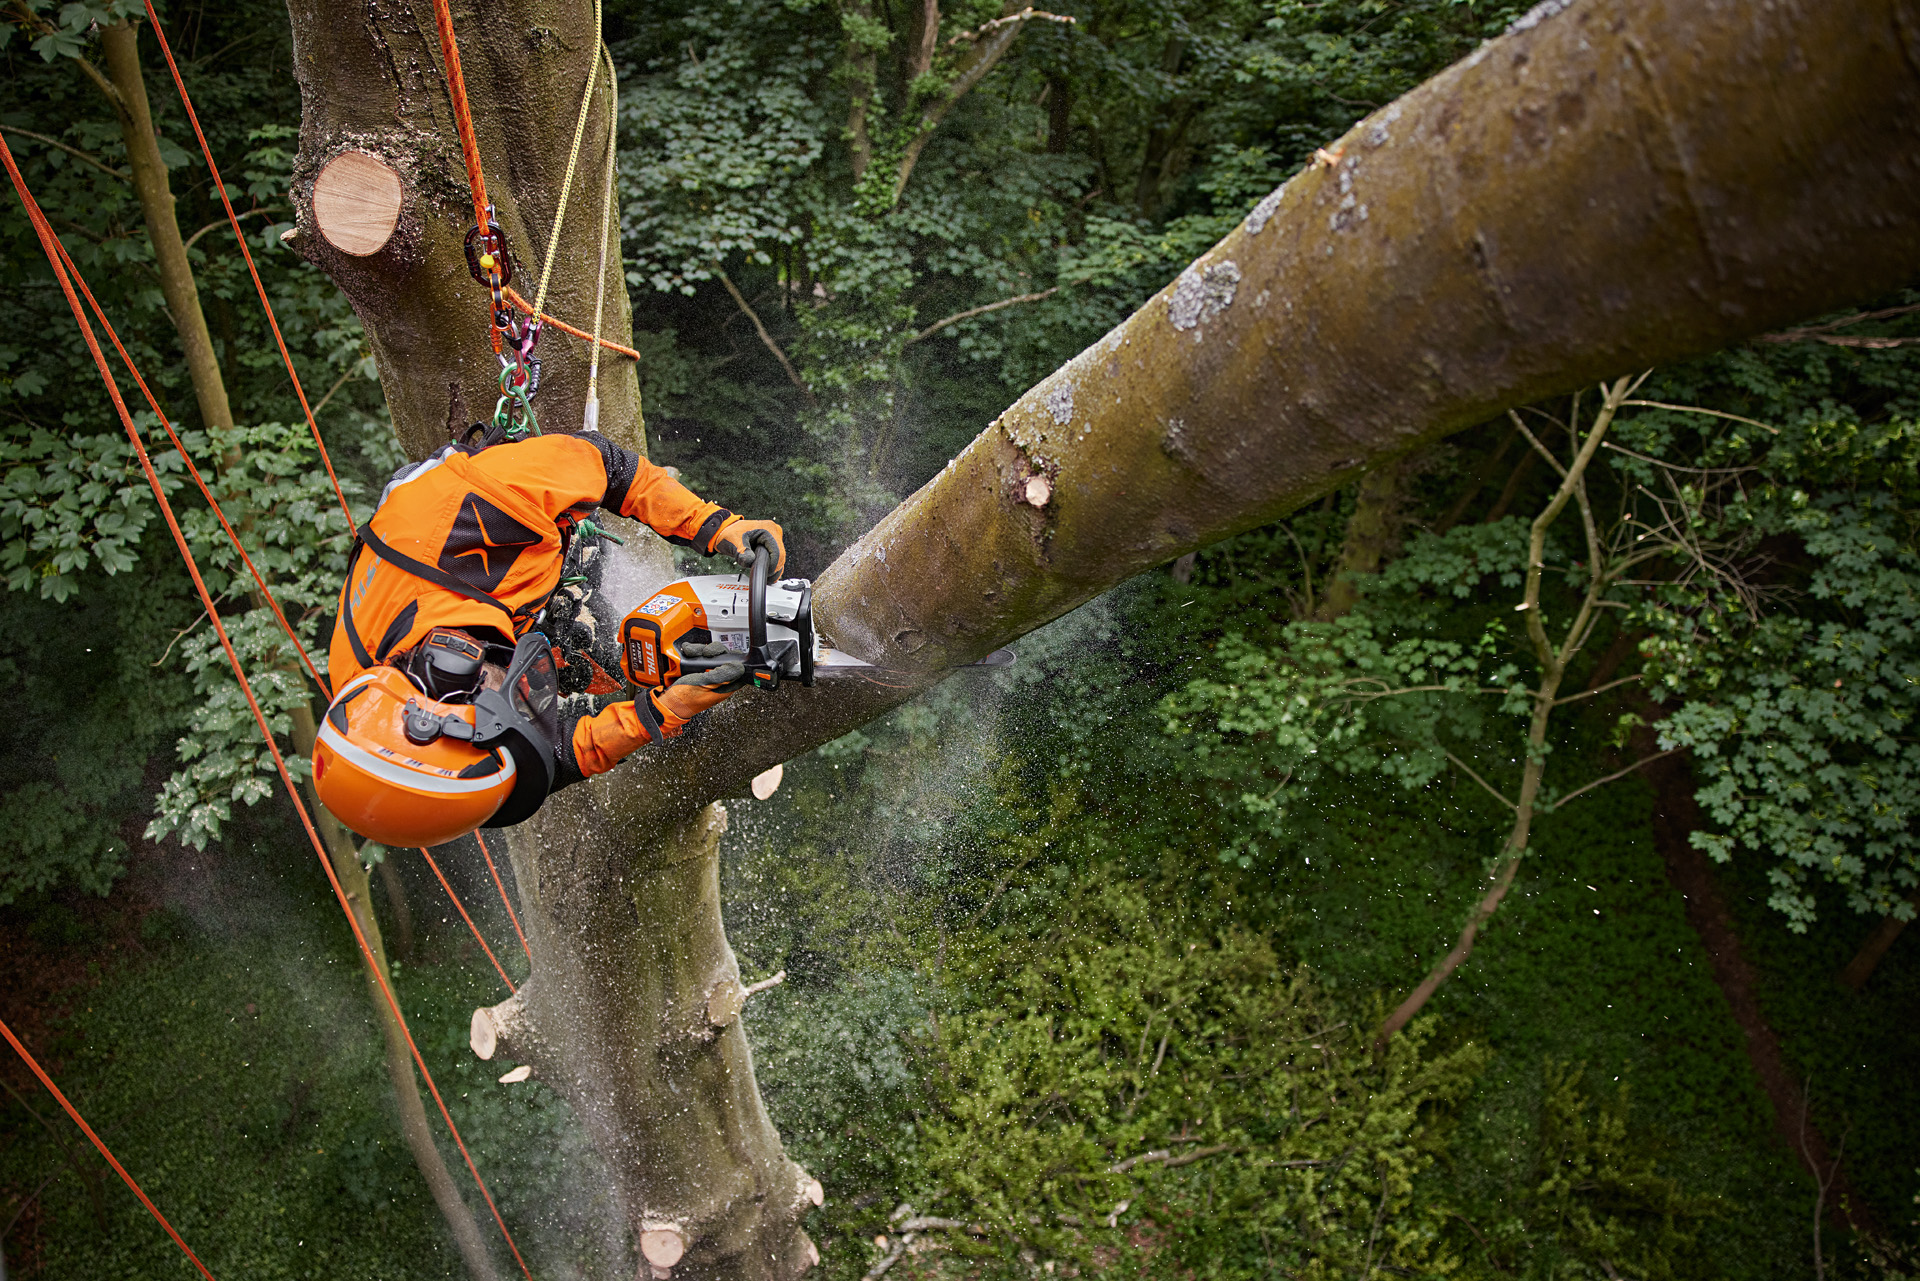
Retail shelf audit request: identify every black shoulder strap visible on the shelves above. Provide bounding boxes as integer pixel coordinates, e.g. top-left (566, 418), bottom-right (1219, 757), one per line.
top-left (356, 524), bottom-right (521, 631)
top-left (339, 538), bottom-right (376, 669)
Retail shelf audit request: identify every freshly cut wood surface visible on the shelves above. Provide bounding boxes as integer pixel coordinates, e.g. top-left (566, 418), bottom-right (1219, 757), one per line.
top-left (313, 151), bottom-right (401, 256)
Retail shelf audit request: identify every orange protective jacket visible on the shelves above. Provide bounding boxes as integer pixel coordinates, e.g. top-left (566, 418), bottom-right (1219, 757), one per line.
top-left (329, 432), bottom-right (737, 780)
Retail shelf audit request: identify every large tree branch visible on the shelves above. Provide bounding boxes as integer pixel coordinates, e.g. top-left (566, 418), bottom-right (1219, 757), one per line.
top-left (614, 0), bottom-right (1920, 827)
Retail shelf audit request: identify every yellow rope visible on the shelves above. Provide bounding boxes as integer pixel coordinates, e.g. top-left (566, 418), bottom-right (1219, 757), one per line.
top-left (530, 0), bottom-right (605, 324)
top-left (585, 42), bottom-right (618, 433)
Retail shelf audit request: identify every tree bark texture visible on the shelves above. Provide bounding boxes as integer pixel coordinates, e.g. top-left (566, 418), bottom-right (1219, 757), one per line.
top-left (282, 0), bottom-right (1920, 1276)
top-left (627, 0), bottom-right (1920, 819)
top-left (284, 0), bottom-right (637, 461)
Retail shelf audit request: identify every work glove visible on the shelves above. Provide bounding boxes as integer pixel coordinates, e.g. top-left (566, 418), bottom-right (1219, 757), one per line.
top-left (712, 517), bottom-right (786, 579)
top-left (565, 653), bottom-right (750, 779)
top-left (651, 647), bottom-right (750, 736)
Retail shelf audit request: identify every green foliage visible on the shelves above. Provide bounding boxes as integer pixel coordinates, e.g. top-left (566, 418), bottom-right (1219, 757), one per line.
top-left (146, 421), bottom-right (357, 850)
top-left (1633, 412), bottom-right (1920, 929)
top-left (1454, 1060), bottom-right (1723, 1280)
top-left (0, 422), bottom-right (183, 601)
top-left (0, 0), bottom-right (389, 892)
top-left (917, 883), bottom-right (1489, 1277)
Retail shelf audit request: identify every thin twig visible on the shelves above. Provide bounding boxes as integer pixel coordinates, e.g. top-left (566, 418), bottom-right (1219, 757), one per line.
top-left (1362, 1164), bottom-right (1391, 1279)
top-left (1109, 1143), bottom-right (1238, 1174)
top-left (1547, 747), bottom-right (1683, 810)
top-left (1551, 673), bottom-right (1643, 707)
top-left (0, 125), bottom-right (130, 182)
top-left (945, 7), bottom-right (1075, 46)
top-left (1508, 410), bottom-right (1568, 480)
top-left (182, 206), bottom-right (283, 252)
top-left (1621, 400), bottom-right (1778, 435)
top-left (1443, 750), bottom-right (1517, 812)
top-left (716, 266), bottom-right (811, 399)
top-left (905, 287), bottom-right (1058, 345)
top-left (308, 360), bottom-right (363, 419)
top-left (1758, 303), bottom-right (1920, 344)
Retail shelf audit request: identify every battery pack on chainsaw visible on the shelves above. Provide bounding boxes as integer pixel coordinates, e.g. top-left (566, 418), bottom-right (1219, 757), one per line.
top-left (618, 543), bottom-right (816, 692)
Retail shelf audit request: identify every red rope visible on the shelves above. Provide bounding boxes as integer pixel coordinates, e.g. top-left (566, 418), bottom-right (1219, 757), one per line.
top-left (475, 833), bottom-right (532, 963)
top-left (140, 0), bottom-right (356, 535)
top-left (0, 1016), bottom-right (220, 1281)
top-left (2, 136), bottom-right (534, 1281)
top-left (419, 845), bottom-right (518, 994)
top-left (429, 0), bottom-right (492, 232)
top-left (48, 234), bottom-right (330, 699)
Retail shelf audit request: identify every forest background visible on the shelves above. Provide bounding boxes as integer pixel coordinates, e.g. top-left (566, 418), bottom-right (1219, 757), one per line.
top-left (0, 0), bottom-right (1916, 1277)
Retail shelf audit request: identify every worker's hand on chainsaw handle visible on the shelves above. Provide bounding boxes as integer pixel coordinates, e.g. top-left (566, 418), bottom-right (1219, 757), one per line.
top-left (712, 517), bottom-right (786, 579)
top-left (651, 655), bottom-right (749, 736)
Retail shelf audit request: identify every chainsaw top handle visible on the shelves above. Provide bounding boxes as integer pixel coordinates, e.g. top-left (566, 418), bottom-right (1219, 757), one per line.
top-left (747, 540), bottom-right (769, 659)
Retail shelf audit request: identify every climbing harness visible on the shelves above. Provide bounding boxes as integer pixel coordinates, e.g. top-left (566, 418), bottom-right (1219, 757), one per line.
top-left (438, 0), bottom-right (624, 442)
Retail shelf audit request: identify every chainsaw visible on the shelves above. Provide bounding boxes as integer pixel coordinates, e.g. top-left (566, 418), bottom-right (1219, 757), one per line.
top-left (619, 542), bottom-right (842, 692)
top-left (617, 543), bottom-right (1012, 694)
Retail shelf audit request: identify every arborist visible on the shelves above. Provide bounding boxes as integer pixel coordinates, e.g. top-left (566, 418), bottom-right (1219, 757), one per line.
top-left (311, 426), bottom-right (784, 848)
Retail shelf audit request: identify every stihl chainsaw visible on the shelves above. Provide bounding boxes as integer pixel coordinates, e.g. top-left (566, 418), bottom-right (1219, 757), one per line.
top-left (616, 543), bottom-right (1011, 694)
top-left (618, 543), bottom-right (847, 692)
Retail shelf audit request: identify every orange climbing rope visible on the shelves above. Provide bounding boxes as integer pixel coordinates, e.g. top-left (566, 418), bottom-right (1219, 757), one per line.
top-left (48, 233), bottom-right (330, 699)
top-left (419, 844), bottom-right (519, 994)
top-left (503, 286), bottom-right (640, 360)
top-left (2, 137), bottom-right (535, 1281)
top-left (0, 1016), bottom-right (221, 1280)
top-left (475, 833), bottom-right (533, 962)
top-left (142, 0), bottom-right (355, 534)
top-left (429, 0), bottom-right (491, 234)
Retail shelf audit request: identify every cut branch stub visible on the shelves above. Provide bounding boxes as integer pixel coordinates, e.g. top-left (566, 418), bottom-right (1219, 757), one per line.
top-left (470, 1005), bottom-right (498, 1060)
top-left (640, 1222), bottom-right (687, 1270)
top-left (312, 150), bottom-right (402, 256)
top-left (470, 987), bottom-right (542, 1068)
top-left (705, 976), bottom-right (747, 1030)
top-left (750, 762), bottom-right (784, 800)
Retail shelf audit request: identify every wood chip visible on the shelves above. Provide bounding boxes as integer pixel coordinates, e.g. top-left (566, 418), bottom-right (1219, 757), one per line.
top-left (751, 762), bottom-right (784, 800)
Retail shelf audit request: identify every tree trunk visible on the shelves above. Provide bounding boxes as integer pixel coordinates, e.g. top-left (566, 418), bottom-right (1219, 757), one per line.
top-left (99, 21), bottom-right (234, 435)
top-left (1314, 460), bottom-right (1404, 621)
top-left (1838, 898), bottom-right (1916, 991)
top-left (281, 0), bottom-right (1920, 1275)
top-left (377, 853), bottom-right (417, 959)
top-left (101, 20), bottom-right (494, 1270)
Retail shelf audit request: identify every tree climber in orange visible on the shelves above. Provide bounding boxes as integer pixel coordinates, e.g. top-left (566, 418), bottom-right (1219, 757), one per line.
top-left (311, 427), bottom-right (785, 848)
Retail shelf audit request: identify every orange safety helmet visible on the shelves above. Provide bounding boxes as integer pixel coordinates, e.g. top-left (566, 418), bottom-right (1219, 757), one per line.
top-left (313, 666), bottom-right (518, 847)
